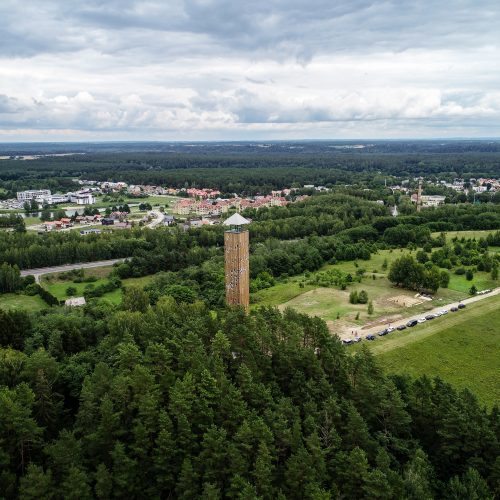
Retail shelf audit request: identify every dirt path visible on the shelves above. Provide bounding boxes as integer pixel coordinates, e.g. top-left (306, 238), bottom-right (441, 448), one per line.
top-left (339, 287), bottom-right (500, 340)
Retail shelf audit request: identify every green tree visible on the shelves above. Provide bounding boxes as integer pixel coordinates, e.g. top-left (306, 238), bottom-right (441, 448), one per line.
top-left (444, 468), bottom-right (492, 500)
top-left (491, 264), bottom-right (498, 281)
top-left (253, 441), bottom-right (274, 498)
top-left (59, 466), bottom-right (92, 500)
top-left (367, 300), bottom-right (374, 315)
top-left (176, 458), bottom-right (199, 500)
top-left (122, 285), bottom-right (150, 312)
top-left (403, 448), bottom-right (434, 499)
top-left (18, 464), bottom-right (54, 499)
top-left (40, 207), bottom-right (52, 221)
top-left (357, 290), bottom-right (368, 304)
top-left (439, 270), bottom-right (450, 288)
top-left (94, 463), bottom-right (112, 499)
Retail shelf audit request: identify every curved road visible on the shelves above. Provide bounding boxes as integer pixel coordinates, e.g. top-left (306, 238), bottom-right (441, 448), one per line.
top-left (146, 210), bottom-right (164, 228)
top-left (20, 258), bottom-right (128, 282)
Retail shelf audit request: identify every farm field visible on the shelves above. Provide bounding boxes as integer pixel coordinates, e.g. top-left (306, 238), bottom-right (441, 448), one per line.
top-left (0, 293), bottom-right (47, 312)
top-left (360, 295), bottom-right (500, 408)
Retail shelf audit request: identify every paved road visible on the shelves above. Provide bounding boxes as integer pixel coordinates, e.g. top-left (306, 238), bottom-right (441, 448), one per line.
top-left (343, 286), bottom-right (500, 340)
top-left (20, 258), bottom-right (128, 282)
top-left (146, 210), bottom-right (164, 229)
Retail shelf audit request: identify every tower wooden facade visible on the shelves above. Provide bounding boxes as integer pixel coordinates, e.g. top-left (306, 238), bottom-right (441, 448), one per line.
top-left (224, 229), bottom-right (250, 312)
top-left (417, 179), bottom-right (423, 212)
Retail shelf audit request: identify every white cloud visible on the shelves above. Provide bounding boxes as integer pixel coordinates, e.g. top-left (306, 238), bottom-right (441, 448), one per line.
top-left (0, 0), bottom-right (500, 139)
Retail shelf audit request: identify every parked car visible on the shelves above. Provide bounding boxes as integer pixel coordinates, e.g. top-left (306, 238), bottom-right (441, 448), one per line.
top-left (417, 318), bottom-right (427, 324)
top-left (353, 336), bottom-right (362, 343)
top-left (425, 314), bottom-right (435, 320)
top-left (397, 324), bottom-right (407, 331)
top-left (365, 334), bottom-right (376, 340)
top-left (378, 329), bottom-right (388, 336)
top-left (450, 306), bottom-right (459, 312)
top-left (440, 309), bottom-right (448, 315)
top-left (386, 327), bottom-right (395, 333)
top-left (342, 339), bottom-right (353, 345)
top-left (406, 319), bottom-right (418, 327)
top-left (458, 303), bottom-right (466, 309)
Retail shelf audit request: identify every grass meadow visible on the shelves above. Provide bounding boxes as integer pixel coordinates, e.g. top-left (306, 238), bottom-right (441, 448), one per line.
top-left (42, 272), bottom-right (154, 303)
top-left (253, 243), bottom-right (497, 331)
top-left (369, 295), bottom-right (500, 408)
top-left (0, 293), bottom-right (47, 312)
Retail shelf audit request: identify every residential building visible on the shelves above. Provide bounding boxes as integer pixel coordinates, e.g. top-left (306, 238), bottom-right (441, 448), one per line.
top-left (173, 199), bottom-right (195, 214)
top-left (163, 215), bottom-right (175, 226)
top-left (411, 194), bottom-right (446, 207)
top-left (70, 191), bottom-right (96, 205)
top-left (17, 189), bottom-right (51, 203)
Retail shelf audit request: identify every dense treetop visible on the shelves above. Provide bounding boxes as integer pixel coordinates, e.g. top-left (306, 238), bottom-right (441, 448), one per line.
top-left (1, 297), bottom-right (499, 498)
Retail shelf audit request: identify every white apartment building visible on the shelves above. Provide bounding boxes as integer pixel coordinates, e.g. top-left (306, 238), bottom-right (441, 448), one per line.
top-left (422, 195), bottom-right (446, 207)
top-left (16, 189), bottom-right (51, 202)
top-left (70, 192), bottom-right (96, 205)
top-left (50, 194), bottom-right (70, 204)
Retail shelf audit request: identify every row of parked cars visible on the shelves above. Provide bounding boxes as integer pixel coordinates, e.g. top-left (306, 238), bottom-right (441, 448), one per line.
top-left (343, 302), bottom-right (468, 345)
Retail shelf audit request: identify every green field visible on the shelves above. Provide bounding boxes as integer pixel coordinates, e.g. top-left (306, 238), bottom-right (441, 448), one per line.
top-left (448, 272), bottom-right (496, 294)
top-left (252, 247), bottom-right (496, 331)
top-left (252, 280), bottom-right (316, 307)
top-left (0, 293), bottom-right (47, 312)
top-left (43, 275), bottom-right (154, 303)
top-left (367, 295), bottom-right (500, 408)
top-left (432, 229), bottom-right (498, 241)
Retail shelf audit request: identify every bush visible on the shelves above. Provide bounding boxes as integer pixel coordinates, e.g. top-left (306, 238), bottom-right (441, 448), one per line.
top-left (466, 269), bottom-right (474, 281)
top-left (25, 283), bottom-right (41, 296)
top-left (416, 250), bottom-right (428, 264)
top-left (469, 285), bottom-right (477, 295)
top-left (455, 267), bottom-right (465, 275)
top-left (23, 275), bottom-right (36, 287)
top-left (38, 287), bottom-right (60, 306)
top-left (66, 286), bottom-right (77, 297)
top-left (439, 271), bottom-right (450, 288)
top-left (349, 290), bottom-right (359, 304)
top-left (357, 290), bottom-right (369, 304)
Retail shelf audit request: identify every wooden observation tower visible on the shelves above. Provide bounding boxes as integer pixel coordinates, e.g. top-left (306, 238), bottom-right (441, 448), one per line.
top-left (223, 213), bottom-right (250, 312)
top-left (417, 178), bottom-right (423, 212)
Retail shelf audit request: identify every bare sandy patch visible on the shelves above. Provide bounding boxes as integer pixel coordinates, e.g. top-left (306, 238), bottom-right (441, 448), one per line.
top-left (386, 294), bottom-right (424, 307)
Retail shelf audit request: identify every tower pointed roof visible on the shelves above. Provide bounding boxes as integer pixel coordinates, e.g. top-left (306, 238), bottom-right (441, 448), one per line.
top-left (223, 213), bottom-right (251, 226)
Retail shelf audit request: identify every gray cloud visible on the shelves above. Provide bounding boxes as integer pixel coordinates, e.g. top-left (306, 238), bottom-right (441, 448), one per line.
top-left (0, 0), bottom-right (500, 139)
top-left (2, 0), bottom-right (499, 58)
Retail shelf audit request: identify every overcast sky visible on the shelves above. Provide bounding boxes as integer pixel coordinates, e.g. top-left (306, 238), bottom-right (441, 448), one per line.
top-left (1, 0), bottom-right (500, 141)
